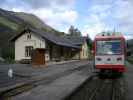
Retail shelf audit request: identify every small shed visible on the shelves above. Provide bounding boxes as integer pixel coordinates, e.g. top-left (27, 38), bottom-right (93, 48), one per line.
top-left (32, 48), bottom-right (45, 65)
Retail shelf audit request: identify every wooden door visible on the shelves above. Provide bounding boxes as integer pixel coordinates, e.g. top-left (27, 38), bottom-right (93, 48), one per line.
top-left (32, 49), bottom-right (45, 65)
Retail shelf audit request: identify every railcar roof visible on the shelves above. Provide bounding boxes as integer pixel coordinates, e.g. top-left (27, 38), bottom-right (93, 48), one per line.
top-left (95, 32), bottom-right (124, 39)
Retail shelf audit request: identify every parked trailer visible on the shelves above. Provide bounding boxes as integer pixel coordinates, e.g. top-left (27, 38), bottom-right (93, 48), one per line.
top-left (93, 32), bottom-right (126, 73)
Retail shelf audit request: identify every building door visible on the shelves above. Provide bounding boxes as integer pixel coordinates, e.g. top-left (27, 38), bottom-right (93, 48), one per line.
top-left (32, 48), bottom-right (45, 65)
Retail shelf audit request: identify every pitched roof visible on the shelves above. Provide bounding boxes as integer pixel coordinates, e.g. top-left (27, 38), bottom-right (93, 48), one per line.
top-left (10, 27), bottom-right (80, 49)
top-left (62, 36), bottom-right (87, 45)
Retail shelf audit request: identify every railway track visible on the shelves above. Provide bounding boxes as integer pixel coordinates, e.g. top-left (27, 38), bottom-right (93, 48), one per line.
top-left (111, 77), bottom-right (127, 100)
top-left (65, 75), bottom-right (127, 100)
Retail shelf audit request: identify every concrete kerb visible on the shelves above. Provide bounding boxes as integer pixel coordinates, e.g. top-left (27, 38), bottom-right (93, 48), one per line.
top-left (46, 60), bottom-right (80, 66)
top-left (23, 60), bottom-right (80, 69)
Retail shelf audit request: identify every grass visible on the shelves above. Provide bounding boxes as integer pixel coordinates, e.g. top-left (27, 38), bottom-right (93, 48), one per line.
top-left (0, 16), bottom-right (18, 30)
top-left (127, 56), bottom-right (133, 64)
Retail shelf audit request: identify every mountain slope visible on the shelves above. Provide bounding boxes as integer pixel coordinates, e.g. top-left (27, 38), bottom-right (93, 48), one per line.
top-left (13, 12), bottom-right (52, 30)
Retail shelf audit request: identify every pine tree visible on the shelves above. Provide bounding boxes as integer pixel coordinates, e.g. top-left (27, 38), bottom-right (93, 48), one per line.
top-left (68, 25), bottom-right (81, 37)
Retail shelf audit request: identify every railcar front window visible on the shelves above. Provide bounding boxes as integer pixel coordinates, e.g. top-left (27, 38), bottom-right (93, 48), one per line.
top-left (96, 40), bottom-right (122, 55)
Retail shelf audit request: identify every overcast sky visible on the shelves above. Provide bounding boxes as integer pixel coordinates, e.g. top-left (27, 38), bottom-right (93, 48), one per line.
top-left (0, 0), bottom-right (133, 39)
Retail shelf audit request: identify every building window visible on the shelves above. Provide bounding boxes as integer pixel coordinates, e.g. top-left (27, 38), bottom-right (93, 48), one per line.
top-left (40, 43), bottom-right (41, 48)
top-left (27, 34), bottom-right (31, 40)
top-left (25, 46), bottom-right (33, 57)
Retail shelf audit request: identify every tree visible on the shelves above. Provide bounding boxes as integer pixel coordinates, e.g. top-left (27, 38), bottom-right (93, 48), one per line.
top-left (86, 34), bottom-right (92, 49)
top-left (68, 25), bottom-right (75, 36)
top-left (68, 25), bottom-right (82, 37)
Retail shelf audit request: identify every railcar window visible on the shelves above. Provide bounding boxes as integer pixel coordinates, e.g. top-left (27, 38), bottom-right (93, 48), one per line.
top-left (96, 40), bottom-right (122, 55)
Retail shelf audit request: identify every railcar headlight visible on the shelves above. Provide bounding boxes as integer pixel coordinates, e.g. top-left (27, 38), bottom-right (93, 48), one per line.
top-left (96, 58), bottom-right (101, 61)
top-left (117, 57), bottom-right (122, 61)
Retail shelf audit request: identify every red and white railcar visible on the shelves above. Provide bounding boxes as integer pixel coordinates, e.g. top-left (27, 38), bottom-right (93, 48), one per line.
top-left (93, 32), bottom-right (126, 73)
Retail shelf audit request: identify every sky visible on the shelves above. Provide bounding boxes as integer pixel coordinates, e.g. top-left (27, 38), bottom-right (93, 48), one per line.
top-left (0, 0), bottom-right (133, 39)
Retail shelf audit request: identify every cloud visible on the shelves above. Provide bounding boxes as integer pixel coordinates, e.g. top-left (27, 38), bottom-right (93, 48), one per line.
top-left (81, 4), bottom-right (112, 39)
top-left (0, 0), bottom-right (75, 9)
top-left (0, 0), bottom-right (30, 10)
top-left (0, 0), bottom-right (77, 32)
top-left (81, 24), bottom-right (103, 39)
top-left (79, 1), bottom-right (113, 39)
top-left (111, 0), bottom-right (133, 40)
top-left (23, 0), bottom-right (51, 8)
top-left (81, 0), bottom-right (133, 39)
top-left (31, 8), bottom-right (78, 29)
top-left (81, 13), bottom-right (110, 39)
top-left (91, 0), bottom-right (114, 5)
top-left (23, 0), bottom-right (75, 9)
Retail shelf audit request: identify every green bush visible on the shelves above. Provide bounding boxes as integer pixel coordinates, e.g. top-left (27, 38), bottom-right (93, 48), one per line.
top-left (1, 44), bottom-right (15, 63)
top-left (127, 57), bottom-right (133, 64)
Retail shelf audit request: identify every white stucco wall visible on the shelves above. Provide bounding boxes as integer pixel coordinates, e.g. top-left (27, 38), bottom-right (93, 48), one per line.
top-left (80, 42), bottom-right (89, 59)
top-left (15, 32), bottom-right (46, 61)
top-left (45, 51), bottom-right (50, 61)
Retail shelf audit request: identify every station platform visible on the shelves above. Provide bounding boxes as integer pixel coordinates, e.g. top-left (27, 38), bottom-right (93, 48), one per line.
top-left (0, 60), bottom-right (93, 100)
